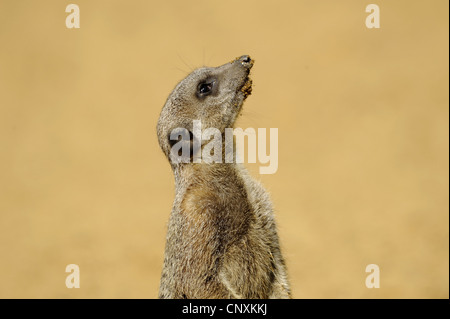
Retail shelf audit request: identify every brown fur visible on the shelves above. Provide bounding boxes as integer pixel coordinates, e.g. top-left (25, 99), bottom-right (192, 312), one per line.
top-left (156, 56), bottom-right (291, 298)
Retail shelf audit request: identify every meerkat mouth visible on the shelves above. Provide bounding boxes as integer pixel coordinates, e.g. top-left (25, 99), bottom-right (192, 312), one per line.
top-left (240, 77), bottom-right (253, 99)
top-left (232, 76), bottom-right (252, 111)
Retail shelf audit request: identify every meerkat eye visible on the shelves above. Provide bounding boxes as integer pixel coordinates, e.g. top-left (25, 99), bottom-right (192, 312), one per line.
top-left (196, 79), bottom-right (216, 97)
top-left (199, 83), bottom-right (212, 94)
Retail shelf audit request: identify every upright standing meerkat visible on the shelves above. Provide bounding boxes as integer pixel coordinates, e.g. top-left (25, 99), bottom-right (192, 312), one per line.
top-left (156, 55), bottom-right (291, 299)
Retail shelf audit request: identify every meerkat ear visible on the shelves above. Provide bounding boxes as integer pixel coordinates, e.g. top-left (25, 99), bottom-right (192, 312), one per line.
top-left (168, 128), bottom-right (197, 163)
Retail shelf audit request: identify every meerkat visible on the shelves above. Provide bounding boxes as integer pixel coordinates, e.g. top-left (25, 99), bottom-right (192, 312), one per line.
top-left (156, 55), bottom-right (291, 299)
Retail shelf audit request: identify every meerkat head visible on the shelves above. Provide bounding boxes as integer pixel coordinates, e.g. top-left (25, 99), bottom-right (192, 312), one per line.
top-left (157, 55), bottom-right (254, 164)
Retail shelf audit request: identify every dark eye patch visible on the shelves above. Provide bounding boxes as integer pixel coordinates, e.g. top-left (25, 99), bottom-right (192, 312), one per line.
top-left (196, 77), bottom-right (217, 98)
top-left (198, 82), bottom-right (213, 94)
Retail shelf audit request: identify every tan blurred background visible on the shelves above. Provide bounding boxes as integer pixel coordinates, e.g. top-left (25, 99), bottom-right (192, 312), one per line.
top-left (0, 0), bottom-right (448, 298)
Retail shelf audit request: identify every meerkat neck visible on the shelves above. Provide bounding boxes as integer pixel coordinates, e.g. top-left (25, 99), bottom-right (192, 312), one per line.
top-left (173, 162), bottom-right (241, 184)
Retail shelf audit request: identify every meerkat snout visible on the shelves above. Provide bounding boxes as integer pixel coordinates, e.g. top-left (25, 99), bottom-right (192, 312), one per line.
top-left (157, 56), bottom-right (291, 299)
top-left (240, 55), bottom-right (252, 64)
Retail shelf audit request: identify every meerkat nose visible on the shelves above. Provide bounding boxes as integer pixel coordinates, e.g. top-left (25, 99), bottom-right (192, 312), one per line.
top-left (241, 55), bottom-right (251, 63)
top-left (239, 55), bottom-right (253, 68)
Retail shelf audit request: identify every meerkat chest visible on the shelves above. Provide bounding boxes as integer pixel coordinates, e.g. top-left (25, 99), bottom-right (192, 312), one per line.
top-left (168, 175), bottom-right (253, 254)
